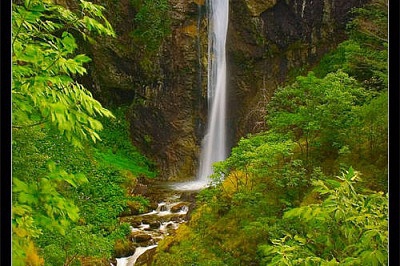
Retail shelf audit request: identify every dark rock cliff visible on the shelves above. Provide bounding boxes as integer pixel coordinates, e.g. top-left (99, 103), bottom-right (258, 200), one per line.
top-left (82, 0), bottom-right (368, 180)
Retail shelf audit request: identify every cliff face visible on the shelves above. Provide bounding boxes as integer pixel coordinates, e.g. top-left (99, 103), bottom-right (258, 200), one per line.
top-left (126, 0), bottom-right (205, 180)
top-left (83, 0), bottom-right (368, 180)
top-left (227, 0), bottom-right (368, 139)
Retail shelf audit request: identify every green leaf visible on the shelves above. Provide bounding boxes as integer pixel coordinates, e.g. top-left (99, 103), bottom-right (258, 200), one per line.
top-left (13, 178), bottom-right (29, 193)
top-left (47, 161), bottom-right (56, 172)
top-left (12, 205), bottom-right (32, 216)
top-left (74, 54), bottom-right (91, 63)
top-left (325, 179), bottom-right (341, 188)
top-left (61, 32), bottom-right (77, 53)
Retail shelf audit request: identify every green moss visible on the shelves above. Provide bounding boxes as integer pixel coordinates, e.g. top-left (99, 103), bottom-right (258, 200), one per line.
top-left (94, 150), bottom-right (155, 177)
top-left (94, 106), bottom-right (157, 178)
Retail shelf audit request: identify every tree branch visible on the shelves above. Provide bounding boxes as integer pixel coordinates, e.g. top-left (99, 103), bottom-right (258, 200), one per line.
top-left (12, 120), bottom-right (47, 129)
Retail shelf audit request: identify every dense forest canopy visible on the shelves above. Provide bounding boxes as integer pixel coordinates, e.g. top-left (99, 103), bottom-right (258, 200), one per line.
top-left (11, 0), bottom-right (387, 265)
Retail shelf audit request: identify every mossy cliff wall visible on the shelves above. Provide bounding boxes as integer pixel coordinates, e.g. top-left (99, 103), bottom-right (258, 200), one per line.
top-left (82, 0), bottom-right (368, 180)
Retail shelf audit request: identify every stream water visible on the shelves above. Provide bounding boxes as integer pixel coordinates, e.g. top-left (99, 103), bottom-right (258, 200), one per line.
top-left (116, 245), bottom-right (157, 266)
top-left (114, 190), bottom-right (194, 266)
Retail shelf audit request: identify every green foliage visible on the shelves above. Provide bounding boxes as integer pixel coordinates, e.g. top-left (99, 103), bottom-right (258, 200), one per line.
top-left (94, 107), bottom-right (157, 178)
top-left (12, 0), bottom-right (116, 259)
top-left (154, 224), bottom-right (227, 266)
top-left (267, 71), bottom-right (368, 168)
top-left (13, 164), bottom-right (84, 233)
top-left (155, 132), bottom-right (297, 265)
top-left (12, 127), bottom-right (88, 265)
top-left (35, 164), bottom-right (133, 265)
top-left (11, 0), bottom-right (387, 265)
top-left (40, 225), bottom-right (111, 266)
top-left (12, 0), bottom-right (115, 148)
top-left (314, 0), bottom-right (387, 91)
top-left (259, 168), bottom-right (388, 265)
top-left (339, 91), bottom-right (388, 191)
top-left (129, 0), bottom-right (171, 75)
top-left (74, 167), bottom-right (130, 231)
top-left (347, 0), bottom-right (387, 50)
top-left (13, 118), bottom-right (151, 264)
top-left (12, 1), bottom-right (154, 264)
top-left (12, 215), bottom-right (44, 266)
top-left (213, 132), bottom-right (294, 179)
top-left (131, 0), bottom-right (171, 53)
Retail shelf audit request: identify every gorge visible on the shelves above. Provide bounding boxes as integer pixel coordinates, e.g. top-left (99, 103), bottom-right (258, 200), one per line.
top-left (11, 0), bottom-right (388, 265)
top-left (82, 0), bottom-right (369, 182)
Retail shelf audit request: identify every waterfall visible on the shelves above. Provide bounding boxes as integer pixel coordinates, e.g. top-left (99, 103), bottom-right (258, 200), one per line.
top-left (197, 0), bottom-right (229, 182)
top-left (169, 0), bottom-right (229, 191)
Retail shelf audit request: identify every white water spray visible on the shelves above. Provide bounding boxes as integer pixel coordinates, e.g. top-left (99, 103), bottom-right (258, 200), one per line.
top-left (197, 0), bottom-right (229, 182)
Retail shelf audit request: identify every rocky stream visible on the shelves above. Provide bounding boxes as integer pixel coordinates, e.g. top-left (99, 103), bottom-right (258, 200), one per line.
top-left (111, 180), bottom-right (201, 266)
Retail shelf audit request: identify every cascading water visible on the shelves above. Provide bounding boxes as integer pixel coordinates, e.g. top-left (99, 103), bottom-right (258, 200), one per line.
top-left (116, 245), bottom-right (157, 266)
top-left (115, 197), bottom-right (190, 266)
top-left (197, 0), bottom-right (229, 182)
top-left (170, 0), bottom-right (229, 191)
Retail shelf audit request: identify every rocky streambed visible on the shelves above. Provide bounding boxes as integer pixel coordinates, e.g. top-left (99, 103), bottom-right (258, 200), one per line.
top-left (111, 181), bottom-right (200, 266)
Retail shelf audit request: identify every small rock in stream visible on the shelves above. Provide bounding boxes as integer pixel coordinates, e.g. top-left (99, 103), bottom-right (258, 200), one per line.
top-left (149, 221), bottom-right (161, 229)
top-left (134, 234), bottom-right (153, 243)
top-left (170, 202), bottom-right (188, 213)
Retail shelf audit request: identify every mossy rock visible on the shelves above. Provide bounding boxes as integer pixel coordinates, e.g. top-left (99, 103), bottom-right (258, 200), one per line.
top-left (113, 239), bottom-right (136, 258)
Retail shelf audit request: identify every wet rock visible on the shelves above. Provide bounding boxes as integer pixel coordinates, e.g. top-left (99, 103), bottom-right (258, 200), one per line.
top-left (126, 200), bottom-right (145, 215)
top-left (141, 219), bottom-right (152, 225)
top-left (135, 246), bottom-right (158, 266)
top-left (159, 204), bottom-right (169, 212)
top-left (119, 216), bottom-right (137, 224)
top-left (149, 201), bottom-right (159, 211)
top-left (149, 221), bottom-right (161, 229)
top-left (185, 202), bottom-right (197, 219)
top-left (165, 223), bottom-right (175, 231)
top-left (133, 234), bottom-right (153, 243)
top-left (170, 202), bottom-right (188, 213)
top-left (170, 216), bottom-right (184, 223)
top-left (130, 221), bottom-right (142, 228)
top-left (114, 239), bottom-right (136, 258)
top-left (115, 190), bottom-right (193, 262)
top-left (227, 0), bottom-right (368, 141)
